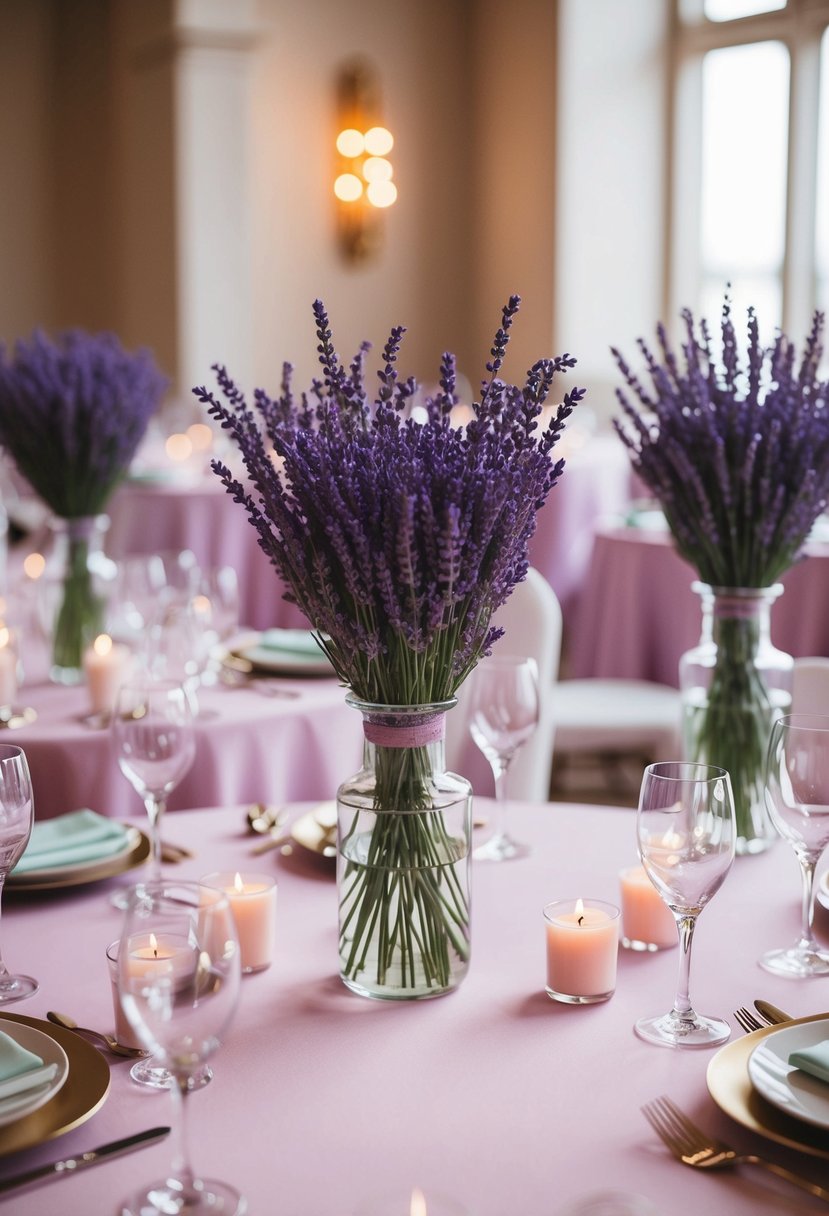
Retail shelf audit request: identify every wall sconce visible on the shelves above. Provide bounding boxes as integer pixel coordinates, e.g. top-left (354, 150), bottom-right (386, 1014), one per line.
top-left (333, 60), bottom-right (396, 261)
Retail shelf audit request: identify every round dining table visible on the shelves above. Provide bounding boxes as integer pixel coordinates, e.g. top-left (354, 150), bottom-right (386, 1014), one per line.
top-left (1, 798), bottom-right (827, 1214)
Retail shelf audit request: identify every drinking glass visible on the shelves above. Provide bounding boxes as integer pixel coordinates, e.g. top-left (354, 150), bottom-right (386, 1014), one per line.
top-left (469, 654), bottom-right (539, 861)
top-left (111, 679), bottom-right (197, 886)
top-left (635, 761), bottom-right (735, 1048)
top-left (116, 880), bottom-right (243, 1216)
top-left (0, 745), bottom-right (37, 1002)
top-left (760, 713), bottom-right (829, 977)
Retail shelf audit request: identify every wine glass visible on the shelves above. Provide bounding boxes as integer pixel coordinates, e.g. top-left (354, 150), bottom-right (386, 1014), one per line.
top-left (635, 761), bottom-right (735, 1048)
top-left (111, 678), bottom-right (197, 887)
top-left (116, 880), bottom-right (243, 1216)
top-left (468, 654), bottom-right (540, 861)
top-left (760, 713), bottom-right (829, 977)
top-left (0, 745), bottom-right (37, 1003)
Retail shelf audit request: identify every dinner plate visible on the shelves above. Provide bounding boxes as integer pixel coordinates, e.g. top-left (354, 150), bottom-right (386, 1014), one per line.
top-left (748, 1021), bottom-right (829, 1129)
top-left (0, 1012), bottom-right (110, 1156)
top-left (6, 827), bottom-right (150, 891)
top-left (290, 803), bottom-right (337, 862)
top-left (707, 1014), bottom-right (829, 1160)
top-left (229, 631), bottom-right (335, 678)
top-left (0, 1023), bottom-right (69, 1128)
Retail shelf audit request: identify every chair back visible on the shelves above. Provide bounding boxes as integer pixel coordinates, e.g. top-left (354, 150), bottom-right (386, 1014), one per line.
top-left (446, 568), bottom-right (563, 802)
top-left (791, 657), bottom-right (829, 716)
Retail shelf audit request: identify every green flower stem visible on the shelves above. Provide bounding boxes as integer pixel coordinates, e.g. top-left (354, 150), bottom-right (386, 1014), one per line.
top-left (52, 533), bottom-right (103, 674)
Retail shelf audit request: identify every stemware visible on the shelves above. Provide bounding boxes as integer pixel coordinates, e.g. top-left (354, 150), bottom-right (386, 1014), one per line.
top-left (116, 880), bottom-right (243, 1216)
top-left (468, 653), bottom-right (539, 861)
top-left (0, 745), bottom-right (37, 1002)
top-left (111, 678), bottom-right (197, 888)
top-left (635, 761), bottom-right (735, 1048)
top-left (760, 713), bottom-right (829, 977)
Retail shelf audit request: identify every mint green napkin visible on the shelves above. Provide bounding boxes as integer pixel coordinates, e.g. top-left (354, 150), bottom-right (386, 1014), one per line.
top-left (0, 1031), bottom-right (57, 1104)
top-left (12, 809), bottom-right (130, 875)
top-left (789, 1040), bottom-right (829, 1084)
top-left (258, 629), bottom-right (323, 656)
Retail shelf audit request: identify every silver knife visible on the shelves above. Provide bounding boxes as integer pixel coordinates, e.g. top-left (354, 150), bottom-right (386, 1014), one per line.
top-left (0, 1125), bottom-right (170, 1194)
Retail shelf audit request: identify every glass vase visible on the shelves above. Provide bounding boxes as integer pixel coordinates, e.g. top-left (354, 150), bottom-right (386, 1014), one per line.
top-left (678, 583), bottom-right (792, 855)
top-left (337, 697), bottom-right (472, 1001)
top-left (41, 514), bottom-right (114, 684)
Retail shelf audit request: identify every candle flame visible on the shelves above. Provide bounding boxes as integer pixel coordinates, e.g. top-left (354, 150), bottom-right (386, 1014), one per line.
top-left (574, 897), bottom-right (585, 925)
top-left (165, 433), bottom-right (193, 462)
top-left (0, 626), bottom-right (9, 649)
top-left (23, 552), bottom-right (45, 580)
top-left (410, 1187), bottom-right (427, 1216)
top-left (149, 932), bottom-right (159, 958)
top-left (93, 633), bottom-right (113, 657)
top-left (234, 872), bottom-right (245, 893)
top-left (186, 422), bottom-right (213, 452)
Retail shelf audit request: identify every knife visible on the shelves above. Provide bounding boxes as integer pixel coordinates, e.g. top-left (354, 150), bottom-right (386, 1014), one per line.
top-left (0, 1126), bottom-right (170, 1194)
top-left (754, 999), bottom-right (793, 1026)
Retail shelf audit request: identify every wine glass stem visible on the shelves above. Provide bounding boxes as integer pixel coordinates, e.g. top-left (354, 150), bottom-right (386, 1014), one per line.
top-left (797, 854), bottom-right (819, 950)
top-left (492, 764), bottom-right (510, 840)
top-left (170, 1075), bottom-right (200, 1200)
top-left (671, 913), bottom-right (697, 1022)
top-left (144, 794), bottom-right (167, 882)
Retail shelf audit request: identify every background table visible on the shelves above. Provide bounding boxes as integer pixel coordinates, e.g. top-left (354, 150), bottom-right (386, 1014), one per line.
top-left (2, 799), bottom-right (828, 1214)
top-left (567, 523), bottom-right (829, 685)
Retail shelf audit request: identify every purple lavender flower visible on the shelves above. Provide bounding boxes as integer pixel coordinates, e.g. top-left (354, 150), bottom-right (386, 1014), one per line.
top-left (613, 300), bottom-right (829, 586)
top-left (195, 297), bottom-right (584, 703)
top-left (0, 329), bottom-right (167, 517)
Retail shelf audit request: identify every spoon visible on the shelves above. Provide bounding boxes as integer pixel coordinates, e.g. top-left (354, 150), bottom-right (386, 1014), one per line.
top-left (46, 1011), bottom-right (148, 1058)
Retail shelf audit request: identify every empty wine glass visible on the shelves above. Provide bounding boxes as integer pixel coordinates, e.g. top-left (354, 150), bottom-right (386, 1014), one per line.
top-left (0, 745), bottom-right (37, 1002)
top-left (469, 654), bottom-right (539, 861)
top-left (117, 880), bottom-right (243, 1216)
top-left (635, 761), bottom-right (735, 1048)
top-left (760, 713), bottom-right (829, 977)
top-left (111, 678), bottom-right (197, 886)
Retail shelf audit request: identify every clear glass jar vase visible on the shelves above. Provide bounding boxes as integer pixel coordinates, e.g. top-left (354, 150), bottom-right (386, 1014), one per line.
top-left (41, 514), bottom-right (115, 683)
top-left (678, 583), bottom-right (792, 855)
top-left (337, 697), bottom-right (472, 1001)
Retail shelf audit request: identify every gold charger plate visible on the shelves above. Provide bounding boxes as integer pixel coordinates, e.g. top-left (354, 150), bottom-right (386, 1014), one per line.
top-left (707, 1013), bottom-right (829, 1161)
top-left (6, 829), bottom-right (150, 892)
top-left (0, 1012), bottom-right (110, 1156)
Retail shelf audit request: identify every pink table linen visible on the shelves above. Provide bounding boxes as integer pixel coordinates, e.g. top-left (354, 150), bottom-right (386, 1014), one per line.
top-left (106, 479), bottom-right (307, 631)
top-left (568, 524), bottom-right (829, 686)
top-left (7, 678), bottom-right (362, 821)
top-left (2, 799), bottom-right (828, 1214)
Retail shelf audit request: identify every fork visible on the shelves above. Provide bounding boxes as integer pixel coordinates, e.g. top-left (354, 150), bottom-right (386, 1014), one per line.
top-left (734, 1006), bottom-right (765, 1034)
top-left (642, 1095), bottom-right (829, 1203)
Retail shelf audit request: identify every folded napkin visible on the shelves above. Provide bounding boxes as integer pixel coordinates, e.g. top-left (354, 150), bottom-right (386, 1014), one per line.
top-left (0, 1031), bottom-right (57, 1110)
top-left (257, 629), bottom-right (324, 657)
top-left (12, 809), bottom-right (130, 875)
top-left (789, 1040), bottom-right (829, 1085)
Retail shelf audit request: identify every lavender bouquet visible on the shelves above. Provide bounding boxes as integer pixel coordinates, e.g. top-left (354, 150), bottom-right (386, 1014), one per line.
top-left (614, 299), bottom-right (829, 846)
top-left (196, 297), bottom-right (583, 996)
top-left (0, 329), bottom-right (166, 676)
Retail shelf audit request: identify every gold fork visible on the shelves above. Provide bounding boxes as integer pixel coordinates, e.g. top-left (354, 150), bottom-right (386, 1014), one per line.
top-left (733, 1006), bottom-right (765, 1034)
top-left (642, 1095), bottom-right (829, 1204)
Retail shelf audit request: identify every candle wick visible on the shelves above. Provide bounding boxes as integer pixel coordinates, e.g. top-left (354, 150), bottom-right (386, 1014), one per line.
top-left (578, 915), bottom-right (584, 926)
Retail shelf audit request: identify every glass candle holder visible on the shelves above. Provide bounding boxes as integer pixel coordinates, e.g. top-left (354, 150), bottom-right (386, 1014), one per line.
top-left (200, 871), bottom-right (277, 973)
top-left (544, 899), bottom-right (620, 1004)
top-left (619, 865), bottom-right (677, 952)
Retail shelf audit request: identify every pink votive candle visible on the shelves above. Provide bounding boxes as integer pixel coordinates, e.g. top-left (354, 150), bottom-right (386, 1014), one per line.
top-left (619, 865), bottom-right (677, 951)
top-left (544, 898), bottom-right (620, 1004)
top-left (201, 871), bottom-right (277, 973)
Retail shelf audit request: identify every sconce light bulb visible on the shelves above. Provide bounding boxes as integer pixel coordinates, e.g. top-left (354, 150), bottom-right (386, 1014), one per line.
top-left (364, 126), bottom-right (394, 156)
top-left (334, 173), bottom-right (364, 202)
top-left (362, 156), bottom-right (393, 184)
top-left (336, 128), bottom-right (365, 158)
top-left (367, 179), bottom-right (398, 209)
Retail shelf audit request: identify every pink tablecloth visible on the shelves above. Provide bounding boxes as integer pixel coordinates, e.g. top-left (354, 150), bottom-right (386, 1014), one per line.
top-left (568, 524), bottom-right (829, 686)
top-left (8, 676), bottom-right (362, 820)
top-left (107, 479), bottom-right (307, 631)
top-left (1, 800), bottom-right (827, 1214)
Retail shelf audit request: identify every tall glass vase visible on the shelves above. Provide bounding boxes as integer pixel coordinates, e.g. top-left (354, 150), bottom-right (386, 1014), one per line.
top-left (42, 514), bottom-right (113, 684)
top-left (679, 583), bottom-right (792, 855)
top-left (337, 697), bottom-right (472, 1001)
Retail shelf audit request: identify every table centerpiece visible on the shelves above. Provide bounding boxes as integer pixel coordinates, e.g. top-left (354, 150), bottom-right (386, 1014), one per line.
top-left (196, 295), bottom-right (583, 998)
top-left (613, 298), bottom-right (829, 852)
top-left (0, 329), bottom-right (167, 681)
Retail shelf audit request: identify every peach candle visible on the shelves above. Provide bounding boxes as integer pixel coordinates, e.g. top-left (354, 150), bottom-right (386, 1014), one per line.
top-left (201, 871), bottom-right (277, 973)
top-left (544, 898), bottom-right (620, 1004)
top-left (619, 865), bottom-right (677, 951)
top-left (0, 626), bottom-right (18, 707)
top-left (83, 633), bottom-right (131, 716)
top-left (106, 933), bottom-right (191, 1050)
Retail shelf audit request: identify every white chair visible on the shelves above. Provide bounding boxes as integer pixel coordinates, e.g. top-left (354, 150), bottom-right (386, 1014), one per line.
top-left (791, 657), bottom-right (829, 715)
top-left (445, 567), bottom-right (563, 802)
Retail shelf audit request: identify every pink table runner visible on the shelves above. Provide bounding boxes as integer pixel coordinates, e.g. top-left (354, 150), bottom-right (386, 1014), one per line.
top-left (1, 799), bottom-right (827, 1214)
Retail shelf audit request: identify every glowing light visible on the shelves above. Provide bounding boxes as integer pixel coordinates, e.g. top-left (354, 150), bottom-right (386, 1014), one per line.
top-left (23, 552), bottom-right (45, 580)
top-left (165, 433), bottom-right (193, 462)
top-left (365, 126), bottom-right (393, 155)
top-left (234, 872), bottom-right (245, 893)
top-left (410, 1188), bottom-right (427, 1216)
top-left (187, 423), bottom-right (213, 452)
top-left (362, 156), bottom-right (393, 183)
top-left (334, 173), bottom-right (363, 202)
top-left (367, 179), bottom-right (397, 208)
top-left (93, 634), bottom-right (113, 657)
top-left (0, 627), bottom-right (9, 650)
top-left (336, 128), bottom-right (364, 157)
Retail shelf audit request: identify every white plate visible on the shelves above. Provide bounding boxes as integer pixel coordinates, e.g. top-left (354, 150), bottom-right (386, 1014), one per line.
top-left (0, 1023), bottom-right (69, 1128)
top-left (748, 1021), bottom-right (829, 1130)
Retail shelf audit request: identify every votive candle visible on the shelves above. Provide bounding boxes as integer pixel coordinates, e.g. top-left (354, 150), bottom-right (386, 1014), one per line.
top-left (544, 898), bottom-right (620, 1004)
top-left (619, 865), bottom-right (677, 951)
top-left (83, 633), bottom-right (131, 716)
top-left (201, 871), bottom-right (277, 973)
